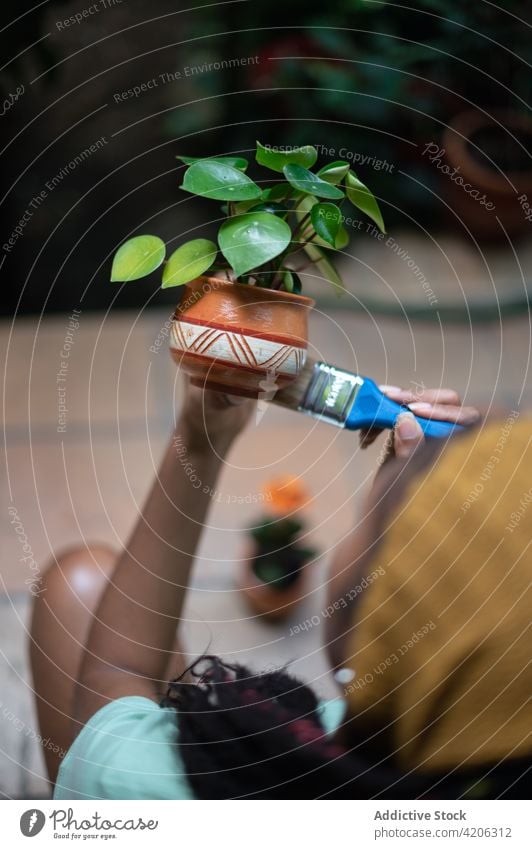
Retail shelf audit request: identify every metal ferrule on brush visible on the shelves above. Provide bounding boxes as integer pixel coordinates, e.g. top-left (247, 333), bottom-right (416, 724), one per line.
top-left (298, 363), bottom-right (364, 426)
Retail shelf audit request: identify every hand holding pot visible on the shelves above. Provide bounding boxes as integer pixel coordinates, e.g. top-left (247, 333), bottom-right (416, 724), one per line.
top-left (180, 378), bottom-right (256, 451)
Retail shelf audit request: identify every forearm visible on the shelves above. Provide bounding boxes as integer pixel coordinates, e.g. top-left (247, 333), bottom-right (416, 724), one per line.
top-left (75, 419), bottom-right (232, 720)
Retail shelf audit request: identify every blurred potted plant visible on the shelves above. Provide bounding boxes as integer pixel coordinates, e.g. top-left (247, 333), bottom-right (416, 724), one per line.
top-left (110, 140), bottom-right (384, 396)
top-left (239, 475), bottom-right (317, 621)
top-left (441, 110), bottom-right (532, 239)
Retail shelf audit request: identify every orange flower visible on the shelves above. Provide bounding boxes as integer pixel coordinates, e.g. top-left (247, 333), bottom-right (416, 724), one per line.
top-left (261, 475), bottom-right (311, 515)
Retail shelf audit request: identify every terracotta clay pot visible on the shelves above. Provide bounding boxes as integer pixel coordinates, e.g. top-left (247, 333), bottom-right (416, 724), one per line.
top-left (169, 277), bottom-right (315, 398)
top-left (442, 110), bottom-right (532, 240)
top-left (238, 543), bottom-right (307, 622)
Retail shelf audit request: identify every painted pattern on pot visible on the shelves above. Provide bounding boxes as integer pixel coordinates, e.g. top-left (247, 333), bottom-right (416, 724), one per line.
top-left (172, 320), bottom-right (305, 373)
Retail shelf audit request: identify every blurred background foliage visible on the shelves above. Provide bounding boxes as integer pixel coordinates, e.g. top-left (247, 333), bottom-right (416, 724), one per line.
top-left (168, 0), bottom-right (532, 220)
top-left (1, 0), bottom-right (531, 314)
top-left (0, 1), bottom-right (72, 93)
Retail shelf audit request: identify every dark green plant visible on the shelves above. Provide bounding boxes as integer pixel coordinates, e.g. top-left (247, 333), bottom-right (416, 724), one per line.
top-left (110, 140), bottom-right (385, 294)
top-left (250, 517), bottom-right (317, 590)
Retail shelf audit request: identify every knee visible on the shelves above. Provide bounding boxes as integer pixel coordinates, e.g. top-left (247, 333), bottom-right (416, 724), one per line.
top-left (38, 544), bottom-right (116, 606)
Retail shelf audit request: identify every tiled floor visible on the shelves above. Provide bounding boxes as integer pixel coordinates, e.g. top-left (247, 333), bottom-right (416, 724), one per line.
top-left (1, 298), bottom-right (531, 797)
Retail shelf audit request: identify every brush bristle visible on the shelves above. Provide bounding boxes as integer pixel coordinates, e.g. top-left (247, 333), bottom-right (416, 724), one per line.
top-left (271, 357), bottom-right (317, 410)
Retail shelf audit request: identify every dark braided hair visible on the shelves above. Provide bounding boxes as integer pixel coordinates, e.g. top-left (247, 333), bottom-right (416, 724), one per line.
top-left (160, 655), bottom-right (427, 799)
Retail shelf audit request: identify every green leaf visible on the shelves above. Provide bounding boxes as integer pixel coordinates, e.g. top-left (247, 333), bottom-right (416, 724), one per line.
top-left (177, 155), bottom-right (248, 171)
top-left (311, 203), bottom-right (342, 247)
top-left (111, 235), bottom-right (165, 282)
top-left (256, 141), bottom-right (318, 172)
top-left (292, 272), bottom-right (302, 294)
top-left (252, 558), bottom-right (287, 587)
top-left (345, 171), bottom-right (386, 232)
top-left (261, 184), bottom-right (295, 201)
top-left (161, 239), bottom-right (217, 289)
top-left (335, 226), bottom-right (349, 250)
top-left (283, 164), bottom-right (344, 200)
top-left (281, 270), bottom-right (294, 292)
top-left (303, 242), bottom-right (346, 295)
top-left (295, 195), bottom-right (346, 250)
top-left (294, 193), bottom-right (349, 251)
top-left (232, 199), bottom-right (259, 215)
top-left (247, 201), bottom-right (288, 216)
top-left (317, 161), bottom-right (350, 184)
top-left (218, 212), bottom-right (291, 279)
top-left (182, 160), bottom-right (261, 201)
top-left (281, 270), bottom-right (302, 294)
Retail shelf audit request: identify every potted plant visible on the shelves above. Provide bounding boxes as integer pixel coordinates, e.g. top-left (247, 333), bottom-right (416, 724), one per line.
top-left (239, 476), bottom-right (317, 621)
top-left (110, 140), bottom-right (384, 396)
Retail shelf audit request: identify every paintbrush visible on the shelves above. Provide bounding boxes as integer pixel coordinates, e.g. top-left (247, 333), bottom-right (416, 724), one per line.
top-left (271, 359), bottom-right (463, 438)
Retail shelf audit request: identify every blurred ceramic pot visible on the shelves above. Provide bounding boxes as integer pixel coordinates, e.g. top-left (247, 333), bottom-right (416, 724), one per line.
top-left (441, 110), bottom-right (532, 240)
top-left (169, 277), bottom-right (314, 398)
top-left (238, 542), bottom-right (308, 622)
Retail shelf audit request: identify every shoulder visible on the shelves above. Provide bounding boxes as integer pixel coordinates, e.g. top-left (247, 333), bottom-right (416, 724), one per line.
top-left (54, 696), bottom-right (195, 800)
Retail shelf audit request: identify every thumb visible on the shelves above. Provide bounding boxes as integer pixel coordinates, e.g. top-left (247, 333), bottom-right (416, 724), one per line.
top-left (394, 412), bottom-right (424, 459)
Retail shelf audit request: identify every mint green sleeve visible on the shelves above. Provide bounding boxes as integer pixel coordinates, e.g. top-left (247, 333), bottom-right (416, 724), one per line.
top-left (54, 696), bottom-right (344, 800)
top-left (319, 698), bottom-right (346, 735)
top-left (54, 696), bottom-right (195, 800)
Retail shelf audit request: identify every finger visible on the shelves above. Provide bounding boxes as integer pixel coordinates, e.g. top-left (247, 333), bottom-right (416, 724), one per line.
top-left (380, 385), bottom-right (461, 406)
top-left (394, 412), bottom-right (425, 459)
top-left (408, 402), bottom-right (481, 426)
top-left (380, 430), bottom-right (395, 464)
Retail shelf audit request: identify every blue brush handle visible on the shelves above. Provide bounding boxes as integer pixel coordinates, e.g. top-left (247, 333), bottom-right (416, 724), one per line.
top-left (346, 377), bottom-right (464, 438)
